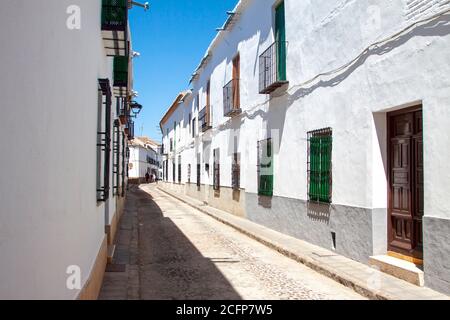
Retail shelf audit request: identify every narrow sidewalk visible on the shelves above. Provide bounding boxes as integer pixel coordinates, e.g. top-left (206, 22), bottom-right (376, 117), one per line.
top-left (156, 186), bottom-right (449, 300)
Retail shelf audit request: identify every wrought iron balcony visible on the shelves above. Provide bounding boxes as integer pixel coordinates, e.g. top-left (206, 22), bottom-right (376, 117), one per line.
top-left (223, 79), bottom-right (242, 117)
top-left (101, 0), bottom-right (128, 57)
top-left (259, 41), bottom-right (288, 94)
top-left (199, 106), bottom-right (212, 132)
top-left (125, 119), bottom-right (134, 140)
top-left (116, 97), bottom-right (129, 125)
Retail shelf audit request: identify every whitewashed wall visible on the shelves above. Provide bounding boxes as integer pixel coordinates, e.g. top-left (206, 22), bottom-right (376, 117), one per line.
top-left (162, 0), bottom-right (450, 220)
top-left (0, 0), bottom-right (125, 299)
top-left (129, 145), bottom-right (159, 179)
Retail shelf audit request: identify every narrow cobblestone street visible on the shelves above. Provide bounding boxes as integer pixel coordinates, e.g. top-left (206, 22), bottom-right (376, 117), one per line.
top-left (99, 184), bottom-right (365, 300)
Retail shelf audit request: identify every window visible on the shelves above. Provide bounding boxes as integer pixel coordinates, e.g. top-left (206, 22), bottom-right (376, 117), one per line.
top-left (213, 149), bottom-right (220, 191)
top-left (188, 164), bottom-right (191, 184)
top-left (192, 117), bottom-right (196, 138)
top-left (121, 131), bottom-right (126, 197)
top-left (189, 113), bottom-right (192, 134)
top-left (232, 152), bottom-right (241, 190)
top-left (164, 160), bottom-right (168, 181)
top-left (308, 128), bottom-right (332, 203)
top-left (259, 1), bottom-right (287, 94)
top-left (200, 80), bottom-right (212, 132)
top-left (178, 155), bottom-right (182, 184)
top-left (170, 138), bottom-right (173, 152)
top-left (172, 160), bottom-right (176, 182)
top-left (224, 54), bottom-right (242, 117)
top-left (173, 122), bottom-right (177, 150)
top-left (258, 139), bottom-right (273, 197)
top-left (97, 79), bottom-right (112, 202)
top-left (113, 120), bottom-right (120, 196)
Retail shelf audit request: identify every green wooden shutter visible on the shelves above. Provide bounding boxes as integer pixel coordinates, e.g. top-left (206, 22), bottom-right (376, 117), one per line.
top-left (309, 134), bottom-right (332, 203)
top-left (113, 56), bottom-right (128, 87)
top-left (259, 140), bottom-right (274, 197)
top-left (275, 2), bottom-right (286, 81)
top-left (102, 0), bottom-right (128, 29)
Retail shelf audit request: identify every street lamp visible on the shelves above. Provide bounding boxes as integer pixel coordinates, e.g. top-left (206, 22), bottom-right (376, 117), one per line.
top-left (129, 101), bottom-right (143, 118)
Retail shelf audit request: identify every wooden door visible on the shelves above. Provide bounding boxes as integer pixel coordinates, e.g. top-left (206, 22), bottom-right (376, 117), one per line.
top-left (388, 107), bottom-right (423, 259)
top-left (232, 54), bottom-right (240, 109)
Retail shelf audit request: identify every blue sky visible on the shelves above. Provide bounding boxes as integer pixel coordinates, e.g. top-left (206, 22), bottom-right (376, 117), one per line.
top-left (129, 0), bottom-right (239, 142)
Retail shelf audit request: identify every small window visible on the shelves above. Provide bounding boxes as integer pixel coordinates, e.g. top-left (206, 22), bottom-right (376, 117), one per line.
top-left (232, 152), bottom-right (240, 190)
top-left (213, 148), bottom-right (220, 191)
top-left (258, 139), bottom-right (273, 196)
top-left (189, 113), bottom-right (192, 134)
top-left (308, 128), bottom-right (332, 203)
top-left (172, 160), bottom-right (176, 182)
top-left (187, 164), bottom-right (191, 184)
top-left (178, 155), bottom-right (182, 184)
top-left (196, 153), bottom-right (201, 188)
top-left (192, 117), bottom-right (196, 138)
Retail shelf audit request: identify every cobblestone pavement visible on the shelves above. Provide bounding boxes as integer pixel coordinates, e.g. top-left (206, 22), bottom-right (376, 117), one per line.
top-left (99, 184), bottom-right (365, 300)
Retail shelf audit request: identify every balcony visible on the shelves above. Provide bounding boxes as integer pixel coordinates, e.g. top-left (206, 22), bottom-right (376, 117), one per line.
top-left (223, 79), bottom-right (242, 117)
top-left (259, 41), bottom-right (288, 94)
top-left (125, 119), bottom-right (134, 140)
top-left (113, 56), bottom-right (128, 97)
top-left (199, 107), bottom-right (212, 132)
top-left (101, 0), bottom-right (128, 57)
top-left (116, 97), bottom-right (129, 125)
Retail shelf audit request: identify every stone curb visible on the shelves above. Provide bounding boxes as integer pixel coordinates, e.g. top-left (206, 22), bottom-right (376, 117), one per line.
top-left (156, 186), bottom-right (449, 300)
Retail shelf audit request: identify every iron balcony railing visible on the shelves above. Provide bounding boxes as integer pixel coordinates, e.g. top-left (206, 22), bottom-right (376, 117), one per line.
top-left (199, 106), bottom-right (212, 132)
top-left (223, 79), bottom-right (242, 117)
top-left (101, 0), bottom-right (129, 57)
top-left (125, 119), bottom-right (134, 140)
top-left (259, 41), bottom-right (288, 94)
top-left (116, 97), bottom-right (129, 124)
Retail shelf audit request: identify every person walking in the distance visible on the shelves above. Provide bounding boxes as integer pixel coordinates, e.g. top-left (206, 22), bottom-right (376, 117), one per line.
top-left (145, 172), bottom-right (150, 184)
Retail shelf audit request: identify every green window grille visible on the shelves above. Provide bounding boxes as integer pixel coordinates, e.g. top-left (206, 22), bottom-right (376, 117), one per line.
top-left (308, 128), bottom-right (332, 203)
top-left (258, 139), bottom-right (273, 197)
top-left (101, 0), bottom-right (128, 31)
top-left (113, 56), bottom-right (128, 87)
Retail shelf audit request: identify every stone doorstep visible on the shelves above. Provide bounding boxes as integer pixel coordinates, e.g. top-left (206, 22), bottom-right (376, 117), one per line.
top-left (369, 255), bottom-right (424, 287)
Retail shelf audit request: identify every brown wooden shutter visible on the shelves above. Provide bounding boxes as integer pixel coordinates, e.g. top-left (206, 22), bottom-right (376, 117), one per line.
top-left (232, 54), bottom-right (240, 109)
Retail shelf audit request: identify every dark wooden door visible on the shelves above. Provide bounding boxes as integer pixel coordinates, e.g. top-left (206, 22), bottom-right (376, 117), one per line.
top-left (388, 108), bottom-right (423, 258)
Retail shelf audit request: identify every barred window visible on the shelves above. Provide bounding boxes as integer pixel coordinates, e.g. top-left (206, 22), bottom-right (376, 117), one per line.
top-left (258, 139), bottom-right (273, 197)
top-left (197, 153), bottom-right (201, 187)
top-left (97, 79), bottom-right (112, 202)
top-left (232, 153), bottom-right (240, 190)
top-left (178, 155), bottom-right (182, 184)
top-left (121, 131), bottom-right (126, 197)
top-left (213, 149), bottom-right (220, 191)
top-left (113, 120), bottom-right (120, 196)
top-left (172, 160), bottom-right (176, 182)
top-left (187, 164), bottom-right (191, 184)
top-left (308, 128), bottom-right (332, 203)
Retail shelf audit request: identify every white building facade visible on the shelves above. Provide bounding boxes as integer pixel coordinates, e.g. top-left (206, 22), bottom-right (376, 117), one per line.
top-left (160, 0), bottom-right (450, 294)
top-left (129, 137), bottom-right (161, 182)
top-left (0, 0), bottom-right (141, 299)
